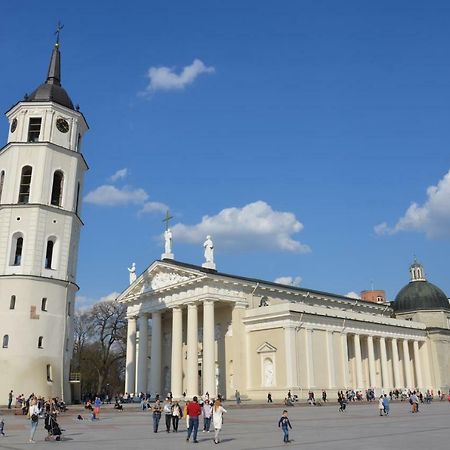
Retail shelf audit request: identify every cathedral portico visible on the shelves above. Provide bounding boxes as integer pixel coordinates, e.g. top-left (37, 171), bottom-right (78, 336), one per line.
top-left (119, 258), bottom-right (449, 401)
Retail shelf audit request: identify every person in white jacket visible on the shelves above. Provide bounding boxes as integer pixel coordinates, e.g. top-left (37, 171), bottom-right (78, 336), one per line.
top-left (212, 399), bottom-right (227, 444)
top-left (378, 395), bottom-right (384, 416)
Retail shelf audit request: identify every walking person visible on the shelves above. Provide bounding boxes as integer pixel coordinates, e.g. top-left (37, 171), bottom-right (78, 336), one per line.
top-left (152, 400), bottom-right (162, 433)
top-left (7, 390), bottom-right (13, 410)
top-left (172, 401), bottom-right (182, 432)
top-left (0, 415), bottom-right (5, 436)
top-left (278, 409), bottom-right (292, 444)
top-left (212, 399), bottom-right (227, 444)
top-left (29, 398), bottom-right (40, 443)
top-left (163, 398), bottom-right (173, 432)
top-left (378, 396), bottom-right (384, 416)
top-left (203, 399), bottom-right (212, 433)
top-left (383, 394), bottom-right (390, 415)
top-left (93, 396), bottom-right (101, 420)
top-left (186, 397), bottom-right (202, 443)
top-left (267, 392), bottom-right (273, 403)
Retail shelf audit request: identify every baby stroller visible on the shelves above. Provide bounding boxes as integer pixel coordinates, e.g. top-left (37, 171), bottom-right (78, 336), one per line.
top-left (45, 413), bottom-right (62, 441)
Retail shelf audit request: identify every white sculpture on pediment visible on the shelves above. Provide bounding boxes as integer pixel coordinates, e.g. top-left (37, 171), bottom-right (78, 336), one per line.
top-left (151, 271), bottom-right (193, 290)
top-left (128, 262), bottom-right (137, 285)
top-left (204, 235), bottom-right (214, 264)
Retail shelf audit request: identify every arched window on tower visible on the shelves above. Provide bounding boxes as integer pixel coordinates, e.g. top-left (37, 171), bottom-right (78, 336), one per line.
top-left (0, 170), bottom-right (5, 203)
top-left (38, 336), bottom-right (43, 348)
top-left (18, 166), bottom-right (32, 204)
top-left (50, 170), bottom-right (64, 206)
top-left (45, 239), bottom-right (55, 269)
top-left (10, 295), bottom-right (16, 309)
top-left (46, 364), bottom-right (53, 382)
top-left (10, 233), bottom-right (24, 266)
top-left (2, 335), bottom-right (9, 348)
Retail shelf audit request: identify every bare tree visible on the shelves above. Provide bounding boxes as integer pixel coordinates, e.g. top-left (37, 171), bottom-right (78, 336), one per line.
top-left (72, 299), bottom-right (127, 395)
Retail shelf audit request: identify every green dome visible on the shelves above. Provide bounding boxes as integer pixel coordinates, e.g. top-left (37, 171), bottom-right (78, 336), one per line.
top-left (393, 280), bottom-right (449, 313)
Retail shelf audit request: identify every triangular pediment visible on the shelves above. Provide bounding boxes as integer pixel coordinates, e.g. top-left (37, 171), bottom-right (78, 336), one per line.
top-left (118, 260), bottom-right (206, 302)
top-left (256, 342), bottom-right (277, 353)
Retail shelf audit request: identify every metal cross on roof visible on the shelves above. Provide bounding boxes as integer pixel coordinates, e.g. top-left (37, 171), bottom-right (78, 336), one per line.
top-left (55, 21), bottom-right (64, 45)
top-left (162, 210), bottom-right (173, 231)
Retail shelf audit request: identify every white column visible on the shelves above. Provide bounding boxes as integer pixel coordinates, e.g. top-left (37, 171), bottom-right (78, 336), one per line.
top-left (341, 333), bottom-right (350, 388)
top-left (391, 338), bottom-right (401, 388)
top-left (326, 331), bottom-right (335, 388)
top-left (203, 300), bottom-right (216, 396)
top-left (136, 313), bottom-right (148, 394)
top-left (186, 303), bottom-right (198, 397)
top-left (420, 341), bottom-right (433, 389)
top-left (125, 316), bottom-right (137, 394)
top-left (403, 339), bottom-right (413, 388)
top-left (149, 312), bottom-right (162, 396)
top-left (367, 335), bottom-right (376, 388)
top-left (171, 307), bottom-right (183, 399)
top-left (379, 337), bottom-right (389, 390)
top-left (284, 326), bottom-right (299, 389)
top-left (354, 334), bottom-right (363, 389)
top-left (413, 340), bottom-right (423, 389)
top-left (305, 328), bottom-right (315, 388)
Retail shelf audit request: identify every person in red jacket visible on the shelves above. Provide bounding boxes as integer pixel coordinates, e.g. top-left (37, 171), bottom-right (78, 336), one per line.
top-left (186, 396), bottom-right (202, 443)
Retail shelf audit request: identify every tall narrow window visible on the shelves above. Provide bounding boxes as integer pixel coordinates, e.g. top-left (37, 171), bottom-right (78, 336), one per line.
top-left (77, 133), bottom-right (82, 151)
top-left (75, 182), bottom-right (80, 214)
top-left (28, 117), bottom-right (42, 142)
top-left (10, 295), bottom-right (16, 310)
top-left (0, 170), bottom-right (5, 203)
top-left (45, 240), bottom-right (54, 269)
top-left (14, 237), bottom-right (23, 266)
top-left (51, 170), bottom-right (64, 206)
top-left (2, 335), bottom-right (9, 348)
top-left (41, 298), bottom-right (47, 311)
top-left (38, 336), bottom-right (43, 348)
top-left (46, 364), bottom-right (53, 382)
top-left (18, 166), bottom-right (32, 203)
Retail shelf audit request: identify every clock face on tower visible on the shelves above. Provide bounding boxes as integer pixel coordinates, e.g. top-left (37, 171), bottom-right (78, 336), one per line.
top-left (10, 118), bottom-right (17, 133)
top-left (56, 118), bottom-right (69, 133)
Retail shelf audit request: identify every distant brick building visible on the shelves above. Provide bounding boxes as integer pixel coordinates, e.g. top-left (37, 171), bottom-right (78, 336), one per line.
top-left (360, 290), bottom-right (386, 304)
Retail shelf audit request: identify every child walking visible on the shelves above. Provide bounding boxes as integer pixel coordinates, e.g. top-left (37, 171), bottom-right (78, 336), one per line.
top-left (278, 410), bottom-right (292, 444)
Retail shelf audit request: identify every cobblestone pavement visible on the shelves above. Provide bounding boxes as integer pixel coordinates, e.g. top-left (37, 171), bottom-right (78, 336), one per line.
top-left (0, 401), bottom-right (449, 450)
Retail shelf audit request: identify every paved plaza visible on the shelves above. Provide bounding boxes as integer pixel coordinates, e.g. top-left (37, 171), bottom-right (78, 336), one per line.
top-left (0, 401), bottom-right (449, 450)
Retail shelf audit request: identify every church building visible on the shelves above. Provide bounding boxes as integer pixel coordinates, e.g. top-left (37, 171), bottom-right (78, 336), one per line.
top-left (0, 38), bottom-right (88, 403)
top-left (119, 250), bottom-right (450, 400)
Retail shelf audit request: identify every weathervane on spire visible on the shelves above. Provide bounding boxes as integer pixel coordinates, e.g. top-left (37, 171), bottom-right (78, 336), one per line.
top-left (55, 21), bottom-right (64, 45)
top-left (162, 210), bottom-right (174, 260)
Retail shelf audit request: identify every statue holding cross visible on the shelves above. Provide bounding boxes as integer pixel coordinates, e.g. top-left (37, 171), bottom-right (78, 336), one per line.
top-left (162, 210), bottom-right (174, 260)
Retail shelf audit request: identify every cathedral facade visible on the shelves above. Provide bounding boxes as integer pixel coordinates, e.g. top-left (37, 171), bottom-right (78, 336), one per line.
top-left (120, 257), bottom-right (450, 400)
top-left (0, 41), bottom-right (87, 403)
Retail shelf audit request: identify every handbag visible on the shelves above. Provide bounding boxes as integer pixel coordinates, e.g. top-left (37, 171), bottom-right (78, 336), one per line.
top-left (31, 413), bottom-right (39, 422)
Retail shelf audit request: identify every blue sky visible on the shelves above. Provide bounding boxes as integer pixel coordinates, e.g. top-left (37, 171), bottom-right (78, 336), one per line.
top-left (1, 0), bottom-right (450, 306)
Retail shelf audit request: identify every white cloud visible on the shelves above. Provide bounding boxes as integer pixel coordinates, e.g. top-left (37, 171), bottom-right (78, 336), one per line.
top-left (374, 170), bottom-right (450, 239)
top-left (84, 185), bottom-right (148, 206)
top-left (172, 201), bottom-right (310, 252)
top-left (76, 291), bottom-right (120, 311)
top-left (145, 59), bottom-right (215, 93)
top-left (346, 291), bottom-right (361, 299)
top-left (274, 276), bottom-right (302, 287)
top-left (109, 168), bottom-right (128, 182)
top-left (139, 201), bottom-right (169, 215)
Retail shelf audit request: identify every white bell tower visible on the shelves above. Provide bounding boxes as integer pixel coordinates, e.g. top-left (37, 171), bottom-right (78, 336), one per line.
top-left (0, 37), bottom-right (88, 402)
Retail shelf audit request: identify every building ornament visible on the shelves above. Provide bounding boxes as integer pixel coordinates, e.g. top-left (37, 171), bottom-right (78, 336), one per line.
top-left (140, 271), bottom-right (195, 293)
